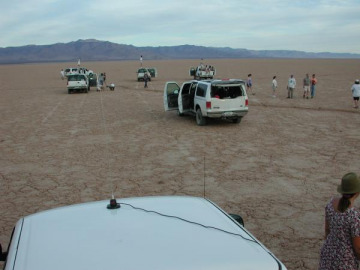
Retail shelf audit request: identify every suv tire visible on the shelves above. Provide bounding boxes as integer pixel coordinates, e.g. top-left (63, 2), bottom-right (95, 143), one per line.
top-left (196, 108), bottom-right (206, 126)
top-left (232, 117), bottom-right (242, 124)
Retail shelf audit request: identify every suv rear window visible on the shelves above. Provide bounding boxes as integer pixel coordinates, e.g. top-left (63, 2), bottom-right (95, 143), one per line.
top-left (211, 85), bottom-right (244, 99)
top-left (68, 75), bottom-right (86, 81)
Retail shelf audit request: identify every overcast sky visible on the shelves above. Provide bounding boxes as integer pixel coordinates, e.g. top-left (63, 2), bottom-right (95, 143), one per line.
top-left (1, 0), bottom-right (360, 53)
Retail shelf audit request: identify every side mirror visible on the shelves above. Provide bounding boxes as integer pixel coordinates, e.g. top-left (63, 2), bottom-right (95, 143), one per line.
top-left (229, 213), bottom-right (244, 227)
top-left (0, 243), bottom-right (8, 261)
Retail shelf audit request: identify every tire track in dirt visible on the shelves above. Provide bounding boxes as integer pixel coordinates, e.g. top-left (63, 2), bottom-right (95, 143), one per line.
top-left (41, 94), bottom-right (69, 124)
top-left (252, 102), bottom-right (360, 114)
top-left (133, 89), bottom-right (208, 197)
top-left (28, 93), bottom-right (89, 204)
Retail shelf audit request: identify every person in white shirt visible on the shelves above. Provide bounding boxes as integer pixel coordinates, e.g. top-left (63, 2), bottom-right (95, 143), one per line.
top-left (272, 76), bottom-right (277, 97)
top-left (351, 79), bottom-right (360, 108)
top-left (287, 75), bottom-right (296, 99)
top-left (60, 69), bottom-right (65, 80)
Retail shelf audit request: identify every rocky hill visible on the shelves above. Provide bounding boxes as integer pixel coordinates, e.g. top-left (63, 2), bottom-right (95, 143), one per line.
top-left (0, 39), bottom-right (359, 64)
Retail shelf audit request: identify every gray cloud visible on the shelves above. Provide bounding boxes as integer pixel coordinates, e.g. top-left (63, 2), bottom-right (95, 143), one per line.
top-left (1, 0), bottom-right (359, 53)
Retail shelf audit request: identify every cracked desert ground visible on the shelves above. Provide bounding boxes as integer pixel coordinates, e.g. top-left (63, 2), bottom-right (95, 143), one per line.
top-left (1, 58), bottom-right (359, 269)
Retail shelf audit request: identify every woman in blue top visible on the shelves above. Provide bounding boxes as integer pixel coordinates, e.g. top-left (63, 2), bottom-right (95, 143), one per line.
top-left (246, 74), bottom-right (253, 95)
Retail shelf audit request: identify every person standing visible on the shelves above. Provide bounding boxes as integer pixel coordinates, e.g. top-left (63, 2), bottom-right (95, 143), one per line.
top-left (272, 76), bottom-right (277, 97)
top-left (97, 73), bottom-right (104, 91)
top-left (319, 172), bottom-right (360, 270)
top-left (60, 69), bottom-right (65, 80)
top-left (287, 75), bottom-right (296, 99)
top-left (144, 72), bottom-right (149, 88)
top-left (246, 74), bottom-right (254, 95)
top-left (103, 72), bottom-right (107, 87)
top-left (351, 79), bottom-right (360, 108)
top-left (303, 73), bottom-right (310, 99)
top-left (311, 74), bottom-right (317, 98)
top-left (140, 55), bottom-right (143, 67)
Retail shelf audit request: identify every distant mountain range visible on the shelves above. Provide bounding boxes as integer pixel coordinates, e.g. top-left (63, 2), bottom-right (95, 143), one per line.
top-left (0, 39), bottom-right (359, 64)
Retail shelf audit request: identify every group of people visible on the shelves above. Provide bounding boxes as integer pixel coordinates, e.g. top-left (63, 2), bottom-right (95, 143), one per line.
top-left (198, 64), bottom-right (215, 72)
top-left (270, 73), bottom-right (318, 99)
top-left (250, 73), bottom-right (359, 108)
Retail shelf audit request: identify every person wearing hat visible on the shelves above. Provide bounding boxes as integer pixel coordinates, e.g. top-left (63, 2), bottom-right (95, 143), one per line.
top-left (351, 79), bottom-right (360, 109)
top-left (319, 172), bottom-right (360, 270)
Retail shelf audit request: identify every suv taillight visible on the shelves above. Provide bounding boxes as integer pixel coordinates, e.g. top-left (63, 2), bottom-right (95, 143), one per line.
top-left (206, 101), bottom-right (211, 109)
top-left (245, 99), bottom-right (249, 106)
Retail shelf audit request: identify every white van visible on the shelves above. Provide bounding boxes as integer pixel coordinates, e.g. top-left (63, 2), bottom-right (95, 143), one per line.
top-left (1, 196), bottom-right (287, 270)
top-left (64, 67), bottom-right (79, 77)
top-left (164, 79), bottom-right (249, 125)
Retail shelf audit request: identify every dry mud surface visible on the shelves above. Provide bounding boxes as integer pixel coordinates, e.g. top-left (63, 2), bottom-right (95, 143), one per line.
top-left (0, 59), bottom-right (359, 269)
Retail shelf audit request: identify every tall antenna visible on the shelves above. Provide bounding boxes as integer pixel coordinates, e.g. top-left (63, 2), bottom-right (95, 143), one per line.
top-left (99, 90), bottom-right (115, 200)
top-left (203, 155), bottom-right (206, 198)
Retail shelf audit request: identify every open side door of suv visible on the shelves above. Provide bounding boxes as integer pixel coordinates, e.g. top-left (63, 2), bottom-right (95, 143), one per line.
top-left (163, 82), bottom-right (180, 111)
top-left (147, 68), bottom-right (157, 78)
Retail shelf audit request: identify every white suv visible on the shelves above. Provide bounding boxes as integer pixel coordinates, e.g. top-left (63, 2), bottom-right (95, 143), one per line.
top-left (164, 79), bottom-right (249, 125)
top-left (137, 68), bottom-right (157, 81)
top-left (67, 74), bottom-right (90, 94)
top-left (64, 67), bottom-right (79, 77)
top-left (1, 196), bottom-right (287, 270)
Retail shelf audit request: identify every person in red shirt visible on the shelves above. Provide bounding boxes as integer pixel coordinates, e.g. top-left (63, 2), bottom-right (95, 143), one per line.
top-left (311, 74), bottom-right (318, 98)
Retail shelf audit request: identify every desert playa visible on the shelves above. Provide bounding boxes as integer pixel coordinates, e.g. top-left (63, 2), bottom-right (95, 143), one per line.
top-left (0, 58), bottom-right (359, 269)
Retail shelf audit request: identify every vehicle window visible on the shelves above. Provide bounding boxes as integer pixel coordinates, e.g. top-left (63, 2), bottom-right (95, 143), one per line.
top-left (196, 83), bottom-right (207, 97)
top-left (3, 227), bottom-right (15, 269)
top-left (190, 82), bottom-right (198, 97)
top-left (68, 75), bottom-right (86, 81)
top-left (211, 85), bottom-right (244, 99)
top-left (166, 83), bottom-right (179, 95)
top-left (181, 83), bottom-right (191, 95)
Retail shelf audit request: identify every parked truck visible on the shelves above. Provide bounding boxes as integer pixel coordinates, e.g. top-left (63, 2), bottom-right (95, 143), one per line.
top-left (189, 64), bottom-right (216, 80)
top-left (137, 68), bottom-right (157, 81)
top-left (0, 196), bottom-right (287, 270)
top-left (67, 74), bottom-right (89, 94)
